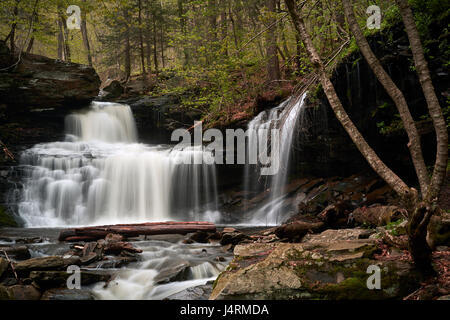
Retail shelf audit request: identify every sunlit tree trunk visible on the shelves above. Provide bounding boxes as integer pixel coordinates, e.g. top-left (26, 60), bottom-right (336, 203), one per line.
top-left (285, 0), bottom-right (412, 199)
top-left (395, 0), bottom-right (448, 202)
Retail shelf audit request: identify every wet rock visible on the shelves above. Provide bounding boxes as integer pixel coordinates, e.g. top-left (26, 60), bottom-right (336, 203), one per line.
top-left (85, 255), bottom-right (138, 269)
top-left (274, 221), bottom-right (324, 242)
top-left (302, 228), bottom-right (373, 244)
top-left (0, 285), bottom-right (8, 300)
top-left (41, 288), bottom-right (94, 300)
top-left (14, 255), bottom-right (81, 275)
top-left (102, 80), bottom-right (124, 100)
top-left (318, 201), bottom-right (352, 228)
top-left (188, 231), bottom-right (210, 243)
top-left (220, 231), bottom-right (251, 246)
top-left (0, 42), bottom-right (100, 113)
top-left (211, 240), bottom-right (418, 300)
top-left (7, 284), bottom-right (41, 300)
top-left (154, 260), bottom-right (191, 284)
top-left (166, 284), bottom-right (213, 300)
top-left (1, 278), bottom-right (18, 286)
top-left (80, 252), bottom-right (99, 265)
top-left (352, 205), bottom-right (406, 227)
top-left (15, 237), bottom-right (44, 244)
top-left (0, 257), bottom-right (8, 278)
top-left (0, 246), bottom-right (31, 260)
top-left (30, 270), bottom-right (111, 289)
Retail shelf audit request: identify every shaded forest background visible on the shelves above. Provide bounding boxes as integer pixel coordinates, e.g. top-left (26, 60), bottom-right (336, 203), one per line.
top-left (0, 1), bottom-right (448, 128)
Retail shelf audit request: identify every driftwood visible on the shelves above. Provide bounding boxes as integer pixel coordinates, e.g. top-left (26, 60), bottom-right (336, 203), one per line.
top-left (58, 221), bottom-right (217, 242)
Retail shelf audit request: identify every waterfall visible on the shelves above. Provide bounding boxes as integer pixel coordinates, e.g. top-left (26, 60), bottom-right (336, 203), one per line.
top-left (65, 102), bottom-right (138, 143)
top-left (243, 93), bottom-right (308, 225)
top-left (15, 102), bottom-right (219, 227)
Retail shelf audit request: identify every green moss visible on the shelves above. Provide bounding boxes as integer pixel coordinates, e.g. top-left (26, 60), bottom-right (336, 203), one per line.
top-left (0, 205), bottom-right (18, 228)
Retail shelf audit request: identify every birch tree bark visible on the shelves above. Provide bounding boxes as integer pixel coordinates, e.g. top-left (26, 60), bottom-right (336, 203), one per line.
top-left (284, 0), bottom-right (412, 199)
top-left (395, 0), bottom-right (448, 202)
top-left (342, 0), bottom-right (429, 196)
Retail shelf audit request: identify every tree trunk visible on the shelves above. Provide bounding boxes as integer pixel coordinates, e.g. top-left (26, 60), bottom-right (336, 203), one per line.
top-left (284, 0), bottom-right (412, 200)
top-left (145, 6), bottom-right (153, 74)
top-left (10, 0), bottom-right (20, 56)
top-left (123, 8), bottom-right (131, 81)
top-left (342, 0), bottom-right (429, 196)
top-left (220, 0), bottom-right (228, 56)
top-left (152, 12), bottom-right (159, 73)
top-left (178, 0), bottom-right (189, 66)
top-left (59, 222), bottom-right (217, 242)
top-left (208, 0), bottom-right (217, 42)
top-left (407, 202), bottom-right (436, 275)
top-left (26, 0), bottom-right (39, 54)
top-left (57, 3), bottom-right (64, 60)
top-left (60, 15), bottom-right (71, 62)
top-left (265, 0), bottom-right (281, 82)
top-left (138, 0), bottom-right (147, 80)
top-left (80, 0), bottom-right (93, 66)
top-left (395, 0), bottom-right (449, 202)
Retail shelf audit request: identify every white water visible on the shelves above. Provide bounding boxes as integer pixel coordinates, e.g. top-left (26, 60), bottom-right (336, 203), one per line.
top-left (91, 240), bottom-right (228, 300)
top-left (16, 102), bottom-right (219, 227)
top-left (243, 93), bottom-right (308, 226)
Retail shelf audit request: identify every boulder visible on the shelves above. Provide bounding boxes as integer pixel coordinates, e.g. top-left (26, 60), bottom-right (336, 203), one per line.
top-left (0, 285), bottom-right (9, 300)
top-left (41, 288), bottom-right (94, 300)
top-left (351, 205), bottom-right (406, 227)
top-left (318, 201), bottom-right (352, 228)
top-left (166, 283), bottom-right (213, 300)
top-left (220, 231), bottom-right (251, 246)
top-left (7, 284), bottom-right (41, 300)
top-left (302, 228), bottom-right (374, 244)
top-left (211, 241), bottom-right (421, 300)
top-left (101, 80), bottom-right (124, 100)
top-left (0, 246), bottom-right (31, 260)
top-left (188, 231), bottom-right (210, 243)
top-left (0, 41), bottom-right (100, 114)
top-left (274, 221), bottom-right (324, 242)
top-left (30, 270), bottom-right (111, 289)
top-left (154, 259), bottom-right (191, 284)
top-left (14, 256), bottom-right (81, 275)
top-left (0, 257), bottom-right (8, 278)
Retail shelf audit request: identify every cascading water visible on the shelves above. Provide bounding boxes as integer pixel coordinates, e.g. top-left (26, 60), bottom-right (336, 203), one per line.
top-left (243, 93), bottom-right (308, 226)
top-left (15, 101), bottom-right (219, 227)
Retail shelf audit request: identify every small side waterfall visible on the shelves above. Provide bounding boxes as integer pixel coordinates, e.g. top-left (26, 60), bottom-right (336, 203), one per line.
top-left (15, 102), bottom-right (218, 227)
top-left (243, 93), bottom-right (308, 225)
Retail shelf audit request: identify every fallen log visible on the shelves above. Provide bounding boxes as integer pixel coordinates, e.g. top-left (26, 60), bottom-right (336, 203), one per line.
top-left (58, 221), bottom-right (217, 242)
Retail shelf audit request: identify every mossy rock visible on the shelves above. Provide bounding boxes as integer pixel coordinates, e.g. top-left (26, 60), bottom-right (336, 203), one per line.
top-left (211, 241), bottom-right (422, 300)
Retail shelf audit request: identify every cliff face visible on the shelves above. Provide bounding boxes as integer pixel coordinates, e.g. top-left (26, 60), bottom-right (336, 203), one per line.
top-left (289, 23), bottom-right (449, 182)
top-left (0, 42), bottom-right (101, 153)
top-left (0, 41), bottom-right (100, 114)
